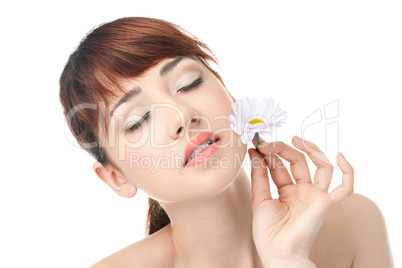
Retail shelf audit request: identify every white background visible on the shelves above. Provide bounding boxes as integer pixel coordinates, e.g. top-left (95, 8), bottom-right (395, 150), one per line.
top-left (1, 0), bottom-right (401, 267)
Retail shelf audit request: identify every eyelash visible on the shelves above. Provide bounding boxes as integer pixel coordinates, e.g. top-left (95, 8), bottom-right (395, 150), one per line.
top-left (129, 111), bottom-right (150, 132)
top-left (177, 77), bottom-right (203, 92)
top-left (129, 78), bottom-right (203, 132)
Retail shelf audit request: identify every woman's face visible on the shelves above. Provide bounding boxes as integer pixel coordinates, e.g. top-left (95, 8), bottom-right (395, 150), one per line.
top-left (104, 57), bottom-right (247, 202)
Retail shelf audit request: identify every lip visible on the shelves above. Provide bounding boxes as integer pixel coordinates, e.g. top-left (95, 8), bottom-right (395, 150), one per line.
top-left (183, 132), bottom-right (221, 167)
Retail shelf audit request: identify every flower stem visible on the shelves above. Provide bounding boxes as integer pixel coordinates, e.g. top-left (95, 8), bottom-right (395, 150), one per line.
top-left (255, 132), bottom-right (263, 156)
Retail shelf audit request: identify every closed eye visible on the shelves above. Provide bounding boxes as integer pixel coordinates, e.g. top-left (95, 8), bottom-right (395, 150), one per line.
top-left (129, 111), bottom-right (150, 132)
top-left (128, 78), bottom-right (202, 132)
top-left (177, 77), bottom-right (203, 93)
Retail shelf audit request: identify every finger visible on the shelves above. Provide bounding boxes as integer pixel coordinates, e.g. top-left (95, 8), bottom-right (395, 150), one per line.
top-left (292, 136), bottom-right (334, 192)
top-left (253, 138), bottom-right (312, 184)
top-left (248, 148), bottom-right (272, 213)
top-left (264, 152), bottom-right (294, 189)
top-left (329, 152), bottom-right (354, 206)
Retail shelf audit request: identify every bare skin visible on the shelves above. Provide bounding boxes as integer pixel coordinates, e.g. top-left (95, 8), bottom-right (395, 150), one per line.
top-left (91, 58), bottom-right (394, 267)
top-left (91, 190), bottom-right (393, 268)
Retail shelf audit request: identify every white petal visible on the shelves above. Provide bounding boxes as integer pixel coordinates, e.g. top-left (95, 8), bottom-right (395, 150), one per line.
top-left (247, 132), bottom-right (255, 143)
top-left (252, 97), bottom-right (258, 104)
top-left (232, 102), bottom-right (239, 117)
top-left (230, 123), bottom-right (235, 132)
top-left (241, 133), bottom-right (250, 144)
top-left (231, 123), bottom-right (242, 135)
top-left (250, 99), bottom-right (257, 115)
top-left (258, 128), bottom-right (273, 135)
top-left (248, 122), bottom-right (268, 129)
top-left (259, 132), bottom-right (273, 142)
top-left (249, 129), bottom-right (265, 135)
top-left (229, 114), bottom-right (237, 124)
top-left (262, 97), bottom-right (275, 116)
top-left (241, 98), bottom-right (253, 124)
top-left (256, 97), bottom-right (266, 115)
top-left (251, 97), bottom-right (260, 115)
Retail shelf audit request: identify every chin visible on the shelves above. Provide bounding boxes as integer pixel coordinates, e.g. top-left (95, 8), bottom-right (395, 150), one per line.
top-left (200, 143), bottom-right (248, 193)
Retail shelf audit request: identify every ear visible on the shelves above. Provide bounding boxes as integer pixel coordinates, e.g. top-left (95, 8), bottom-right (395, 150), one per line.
top-left (93, 162), bottom-right (137, 198)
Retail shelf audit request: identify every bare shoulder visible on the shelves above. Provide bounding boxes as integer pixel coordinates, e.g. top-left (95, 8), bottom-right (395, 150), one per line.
top-left (311, 193), bottom-right (394, 268)
top-left (90, 224), bottom-right (175, 268)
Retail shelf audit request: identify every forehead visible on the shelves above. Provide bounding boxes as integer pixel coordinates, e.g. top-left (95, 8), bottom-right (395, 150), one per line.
top-left (116, 57), bottom-right (200, 89)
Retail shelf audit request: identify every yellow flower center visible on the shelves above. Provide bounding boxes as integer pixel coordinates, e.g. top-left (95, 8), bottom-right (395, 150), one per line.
top-left (247, 118), bottom-right (264, 125)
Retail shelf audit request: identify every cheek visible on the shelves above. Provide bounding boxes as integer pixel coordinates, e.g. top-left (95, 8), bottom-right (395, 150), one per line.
top-left (200, 85), bottom-right (233, 126)
top-left (121, 147), bottom-right (162, 174)
top-left (208, 86), bottom-right (233, 109)
top-left (116, 147), bottom-right (181, 199)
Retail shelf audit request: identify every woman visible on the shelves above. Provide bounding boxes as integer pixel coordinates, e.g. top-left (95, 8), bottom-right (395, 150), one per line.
top-left (59, 17), bottom-right (393, 267)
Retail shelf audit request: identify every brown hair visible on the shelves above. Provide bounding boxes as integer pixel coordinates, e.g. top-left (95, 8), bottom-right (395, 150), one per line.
top-left (59, 17), bottom-right (221, 236)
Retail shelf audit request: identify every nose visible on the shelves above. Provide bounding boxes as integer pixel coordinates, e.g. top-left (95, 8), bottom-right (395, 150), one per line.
top-left (172, 115), bottom-right (200, 139)
top-left (152, 100), bottom-right (201, 141)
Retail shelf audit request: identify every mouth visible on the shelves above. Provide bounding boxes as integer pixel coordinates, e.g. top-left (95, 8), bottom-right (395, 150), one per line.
top-left (184, 132), bottom-right (221, 167)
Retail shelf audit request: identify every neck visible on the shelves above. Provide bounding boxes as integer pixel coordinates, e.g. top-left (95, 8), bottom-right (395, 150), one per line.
top-left (159, 168), bottom-right (263, 268)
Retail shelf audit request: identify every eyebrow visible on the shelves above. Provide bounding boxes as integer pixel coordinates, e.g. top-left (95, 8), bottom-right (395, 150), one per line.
top-left (111, 57), bottom-right (188, 116)
top-left (160, 57), bottom-right (183, 76)
top-left (110, 87), bottom-right (141, 116)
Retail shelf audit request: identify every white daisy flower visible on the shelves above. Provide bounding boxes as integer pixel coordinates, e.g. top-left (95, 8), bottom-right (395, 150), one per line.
top-left (229, 96), bottom-right (287, 145)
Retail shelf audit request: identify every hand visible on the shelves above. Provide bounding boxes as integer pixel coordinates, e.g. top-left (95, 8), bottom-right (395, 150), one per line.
top-left (249, 136), bottom-right (354, 267)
